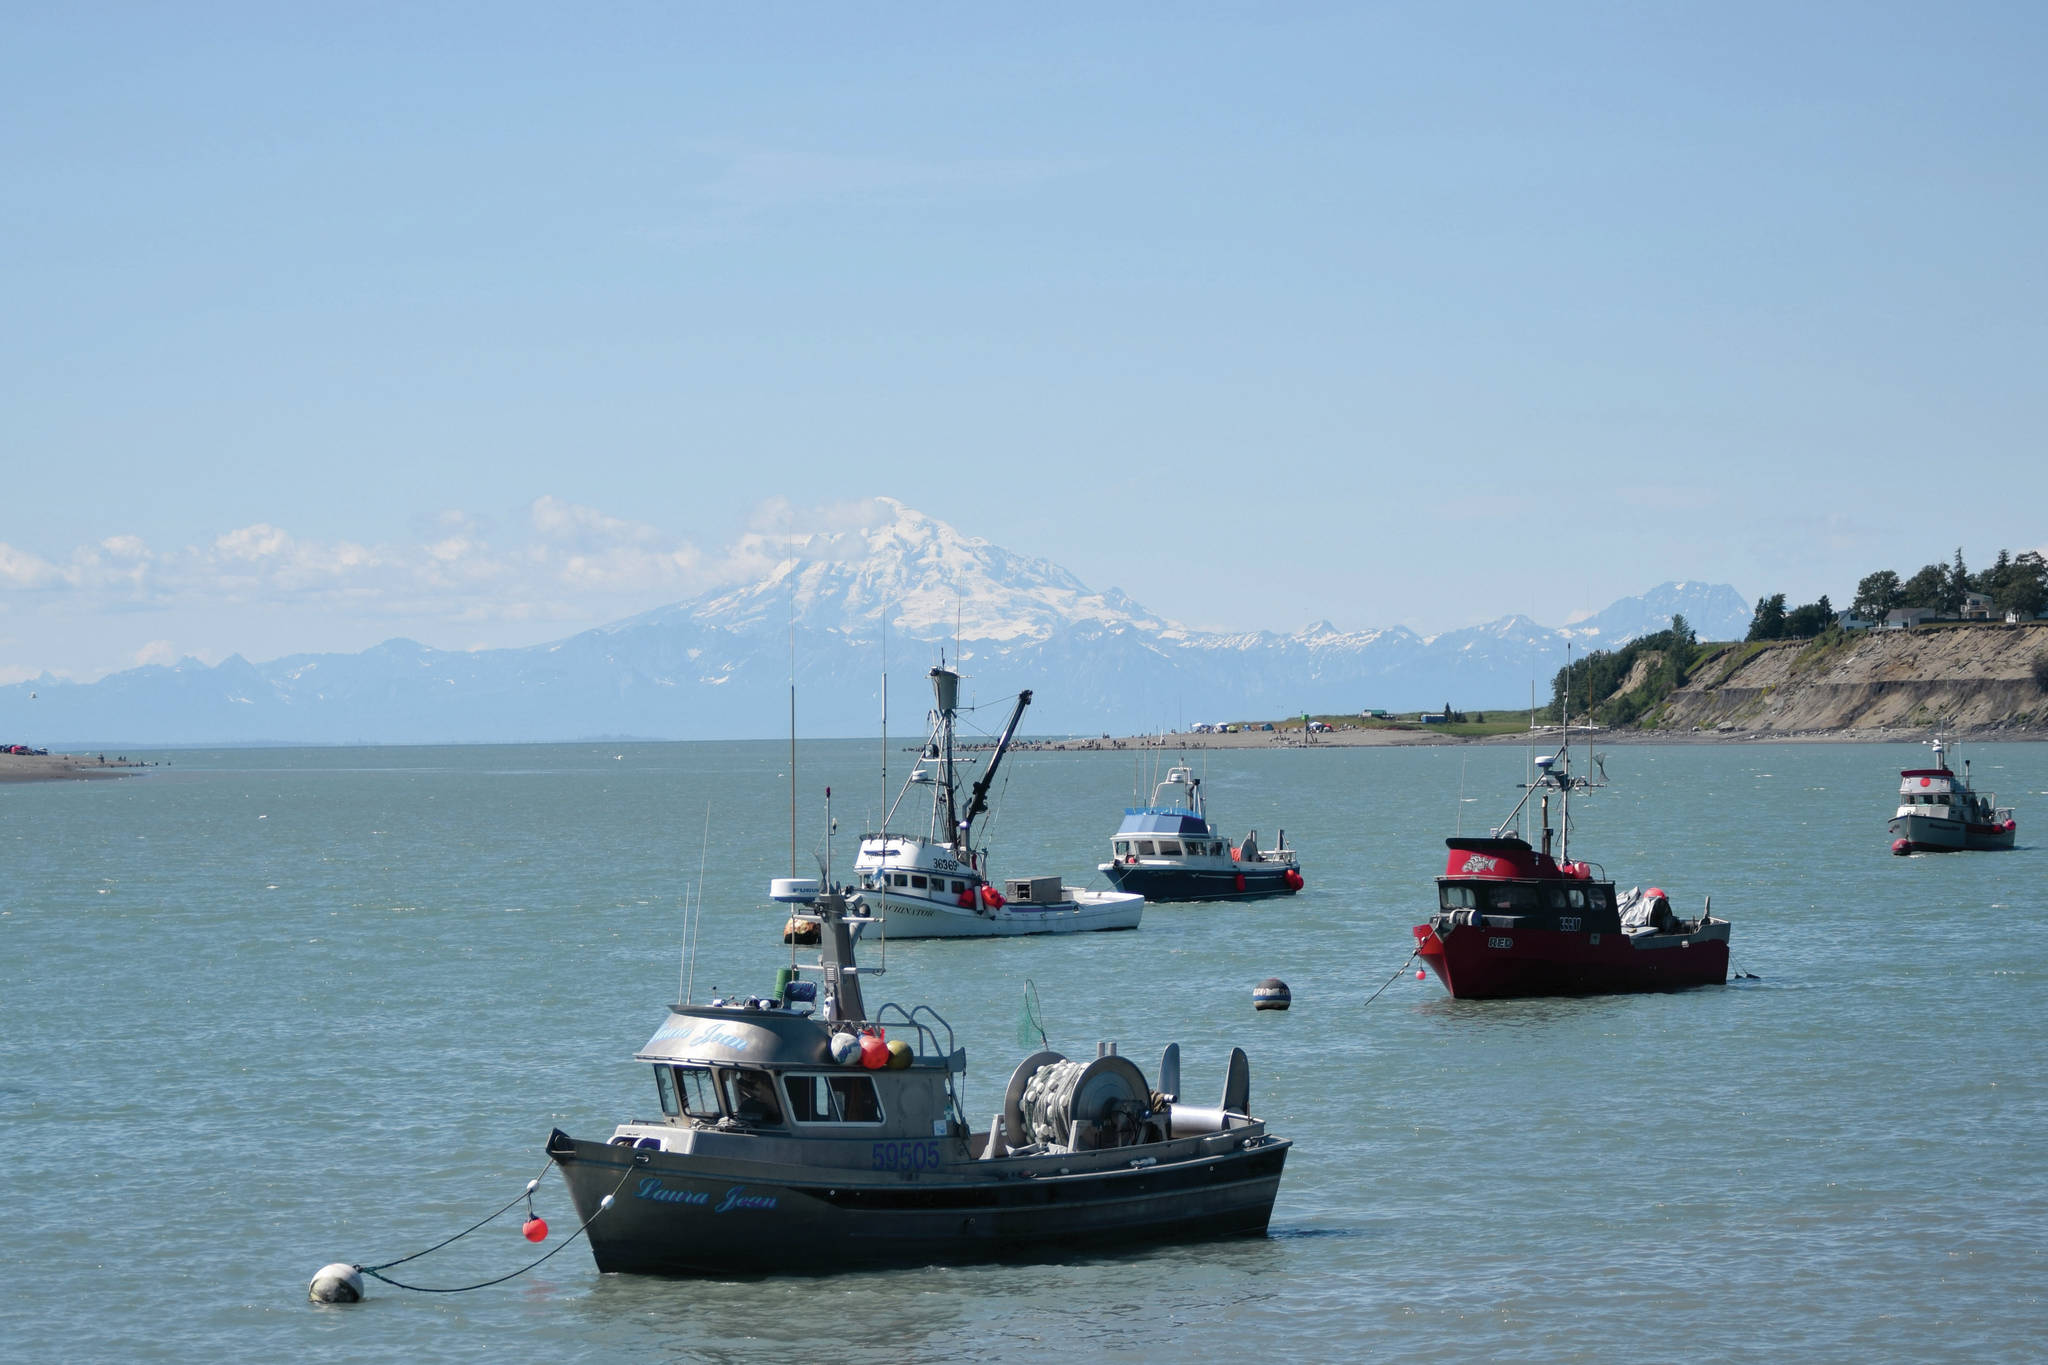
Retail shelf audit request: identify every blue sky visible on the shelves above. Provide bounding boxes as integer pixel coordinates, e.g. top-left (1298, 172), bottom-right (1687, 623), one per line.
top-left (4, 3), bottom-right (2045, 682)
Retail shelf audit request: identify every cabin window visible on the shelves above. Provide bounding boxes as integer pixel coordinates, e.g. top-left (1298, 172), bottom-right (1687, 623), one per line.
top-left (1543, 886), bottom-right (1568, 910)
top-left (1489, 884), bottom-right (1539, 912)
top-left (951, 880), bottom-right (966, 893)
top-left (781, 1073), bottom-right (886, 1125)
top-left (1137, 840), bottom-right (1156, 856)
top-left (1114, 840), bottom-right (1131, 855)
top-left (1589, 887), bottom-right (1612, 912)
top-left (653, 1065), bottom-right (680, 1116)
top-left (672, 1065), bottom-right (721, 1118)
top-left (720, 1068), bottom-right (784, 1125)
top-left (1439, 884), bottom-right (1477, 909)
top-left (911, 874), bottom-right (928, 889)
top-left (892, 873), bottom-right (909, 887)
top-left (1158, 840), bottom-right (1182, 856)
top-left (1567, 887), bottom-right (1587, 910)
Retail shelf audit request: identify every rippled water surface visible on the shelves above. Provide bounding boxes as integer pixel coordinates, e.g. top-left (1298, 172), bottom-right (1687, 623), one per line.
top-left (4, 738), bottom-right (2045, 1362)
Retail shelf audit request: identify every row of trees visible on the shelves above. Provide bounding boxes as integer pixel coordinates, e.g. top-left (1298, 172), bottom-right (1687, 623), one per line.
top-left (1849, 548), bottom-right (2047, 623)
top-left (1745, 547), bottom-right (2048, 642)
top-left (1545, 616), bottom-right (1698, 725)
top-left (1746, 593), bottom-right (1835, 641)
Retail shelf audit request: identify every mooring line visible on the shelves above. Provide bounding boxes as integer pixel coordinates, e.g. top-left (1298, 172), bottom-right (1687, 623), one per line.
top-left (357, 1160), bottom-right (631, 1294)
top-left (358, 1158), bottom-right (557, 1275)
top-left (1362, 950), bottom-right (1420, 1009)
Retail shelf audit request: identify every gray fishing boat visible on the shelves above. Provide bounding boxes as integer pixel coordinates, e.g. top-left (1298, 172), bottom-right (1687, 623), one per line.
top-left (545, 877), bottom-right (1289, 1276)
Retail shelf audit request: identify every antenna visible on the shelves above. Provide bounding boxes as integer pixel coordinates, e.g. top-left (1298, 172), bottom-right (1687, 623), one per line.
top-left (1457, 758), bottom-right (1467, 835)
top-left (684, 803), bottom-right (711, 1004)
top-left (788, 533), bottom-right (798, 879)
top-left (881, 594), bottom-right (888, 845)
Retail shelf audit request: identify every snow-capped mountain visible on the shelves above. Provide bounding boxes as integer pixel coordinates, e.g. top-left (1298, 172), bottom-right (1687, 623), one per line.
top-left (655, 500), bottom-right (1176, 642)
top-left (1561, 580), bottom-right (1753, 646)
top-left (3, 501), bottom-right (1746, 746)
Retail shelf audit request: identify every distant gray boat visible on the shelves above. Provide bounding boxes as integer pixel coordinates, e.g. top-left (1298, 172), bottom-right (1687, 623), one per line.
top-left (546, 881), bottom-right (1288, 1276)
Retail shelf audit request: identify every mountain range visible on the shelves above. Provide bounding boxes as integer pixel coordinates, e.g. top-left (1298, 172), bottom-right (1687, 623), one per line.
top-left (3, 500), bottom-right (1749, 746)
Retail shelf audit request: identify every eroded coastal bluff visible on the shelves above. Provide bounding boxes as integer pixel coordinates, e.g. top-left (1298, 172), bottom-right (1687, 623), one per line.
top-left (1642, 622), bottom-right (2048, 735)
top-left (1039, 622), bottom-right (2048, 749)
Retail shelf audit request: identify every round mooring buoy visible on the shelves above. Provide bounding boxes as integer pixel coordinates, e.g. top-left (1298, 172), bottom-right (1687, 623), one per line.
top-left (309, 1263), bottom-right (364, 1304)
top-left (1253, 978), bottom-right (1291, 1011)
top-left (828, 1031), bottom-right (861, 1065)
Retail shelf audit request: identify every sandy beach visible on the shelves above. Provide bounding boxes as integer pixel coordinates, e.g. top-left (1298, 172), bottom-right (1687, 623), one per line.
top-left (0, 752), bottom-right (149, 783)
top-left (1013, 723), bottom-right (2045, 753)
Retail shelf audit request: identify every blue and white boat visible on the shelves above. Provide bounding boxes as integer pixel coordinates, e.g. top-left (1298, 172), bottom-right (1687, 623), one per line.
top-left (1099, 766), bottom-right (1304, 902)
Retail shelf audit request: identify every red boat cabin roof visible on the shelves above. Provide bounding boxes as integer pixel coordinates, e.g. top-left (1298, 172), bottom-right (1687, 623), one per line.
top-left (1442, 836), bottom-right (1597, 882)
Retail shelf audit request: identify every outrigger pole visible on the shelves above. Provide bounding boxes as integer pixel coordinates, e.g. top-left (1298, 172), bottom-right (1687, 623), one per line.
top-left (960, 688), bottom-right (1033, 851)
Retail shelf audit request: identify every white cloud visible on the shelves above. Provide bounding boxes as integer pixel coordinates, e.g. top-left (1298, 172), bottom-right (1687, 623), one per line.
top-left (0, 494), bottom-right (941, 678)
top-left (215, 523), bottom-right (292, 560)
top-left (0, 543), bottom-right (64, 588)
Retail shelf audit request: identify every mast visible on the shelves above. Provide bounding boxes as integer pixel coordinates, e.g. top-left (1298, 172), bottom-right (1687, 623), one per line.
top-left (961, 688), bottom-right (1033, 851)
top-left (930, 663), bottom-right (961, 846)
top-left (880, 599), bottom-right (888, 842)
top-left (1560, 643), bottom-right (1571, 865)
top-left (814, 889), bottom-right (868, 1023)
top-left (788, 564), bottom-right (797, 878)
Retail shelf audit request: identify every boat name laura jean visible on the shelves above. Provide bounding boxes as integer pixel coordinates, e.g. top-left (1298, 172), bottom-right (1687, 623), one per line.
top-left (634, 1179), bottom-right (781, 1213)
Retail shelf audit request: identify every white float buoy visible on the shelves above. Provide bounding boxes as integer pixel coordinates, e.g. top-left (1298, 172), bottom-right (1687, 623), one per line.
top-left (309, 1263), bottom-right (364, 1303)
top-left (1253, 978), bottom-right (1291, 1011)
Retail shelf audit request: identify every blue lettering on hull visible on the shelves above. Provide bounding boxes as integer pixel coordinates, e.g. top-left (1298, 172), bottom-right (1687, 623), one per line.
top-left (634, 1177), bottom-right (780, 1213)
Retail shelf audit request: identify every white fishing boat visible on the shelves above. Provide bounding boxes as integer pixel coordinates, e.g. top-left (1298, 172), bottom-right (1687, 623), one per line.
top-left (848, 664), bottom-right (1144, 938)
top-left (1889, 734), bottom-right (2016, 854)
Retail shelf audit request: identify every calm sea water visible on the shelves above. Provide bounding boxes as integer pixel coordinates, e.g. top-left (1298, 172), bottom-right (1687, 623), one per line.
top-left (3, 738), bottom-right (2044, 1362)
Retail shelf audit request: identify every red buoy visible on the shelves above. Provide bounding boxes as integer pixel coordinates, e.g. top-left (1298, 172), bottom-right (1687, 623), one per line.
top-left (859, 1033), bottom-right (889, 1069)
top-left (1415, 969), bottom-right (1426, 980)
top-left (522, 1216), bottom-right (549, 1243)
top-left (1234, 872), bottom-right (1247, 892)
top-left (1892, 838), bottom-right (1912, 856)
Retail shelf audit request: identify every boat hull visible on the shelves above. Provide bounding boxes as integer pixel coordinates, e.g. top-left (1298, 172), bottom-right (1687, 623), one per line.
top-left (1411, 921), bottom-right (1729, 999)
top-left (1888, 813), bottom-right (2015, 853)
top-left (875, 890), bottom-right (1143, 938)
top-left (546, 1130), bottom-right (1288, 1276)
top-left (1101, 862), bottom-right (1298, 903)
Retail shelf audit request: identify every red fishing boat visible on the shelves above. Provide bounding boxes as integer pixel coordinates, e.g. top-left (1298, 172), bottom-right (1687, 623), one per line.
top-left (1412, 744), bottom-right (1730, 998)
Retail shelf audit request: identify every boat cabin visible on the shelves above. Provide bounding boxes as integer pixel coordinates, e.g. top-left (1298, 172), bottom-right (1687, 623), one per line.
top-left (1895, 768), bottom-right (2001, 825)
top-left (616, 1000), bottom-right (970, 1155)
top-left (1436, 836), bottom-right (1622, 935)
top-left (1111, 809), bottom-right (1230, 862)
top-left (854, 833), bottom-right (989, 909)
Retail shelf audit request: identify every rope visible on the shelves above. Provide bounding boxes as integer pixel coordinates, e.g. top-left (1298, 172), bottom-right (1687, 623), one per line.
top-left (359, 1158), bottom-right (556, 1274)
top-left (357, 1160), bottom-right (633, 1294)
top-left (1361, 951), bottom-right (1420, 1009)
